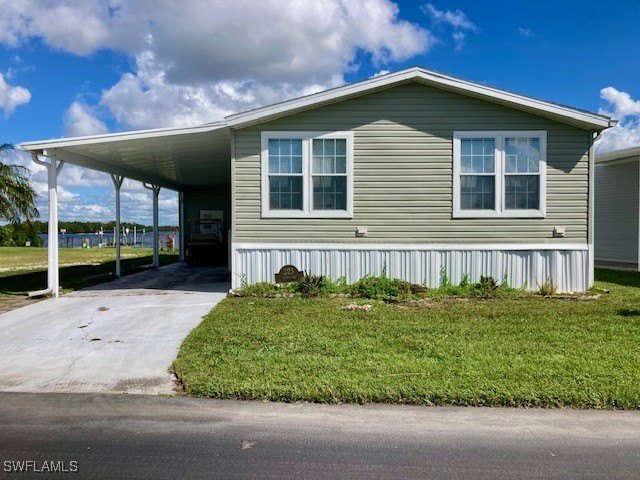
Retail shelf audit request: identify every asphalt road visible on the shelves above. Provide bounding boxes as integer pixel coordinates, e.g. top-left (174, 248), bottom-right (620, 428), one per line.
top-left (0, 393), bottom-right (639, 479)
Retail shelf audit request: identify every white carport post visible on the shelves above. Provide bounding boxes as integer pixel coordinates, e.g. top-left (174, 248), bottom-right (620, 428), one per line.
top-left (144, 183), bottom-right (161, 268)
top-left (30, 153), bottom-right (64, 298)
top-left (110, 174), bottom-right (124, 278)
top-left (178, 191), bottom-right (185, 262)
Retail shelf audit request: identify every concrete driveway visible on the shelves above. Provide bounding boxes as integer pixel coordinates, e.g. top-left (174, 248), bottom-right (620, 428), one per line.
top-left (0, 263), bottom-right (228, 394)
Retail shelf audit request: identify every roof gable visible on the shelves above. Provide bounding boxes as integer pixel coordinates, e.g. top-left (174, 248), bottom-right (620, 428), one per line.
top-left (225, 67), bottom-right (614, 131)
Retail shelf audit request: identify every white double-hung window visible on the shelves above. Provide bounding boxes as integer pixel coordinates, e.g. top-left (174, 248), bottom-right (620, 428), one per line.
top-left (261, 131), bottom-right (353, 218)
top-left (452, 131), bottom-right (546, 218)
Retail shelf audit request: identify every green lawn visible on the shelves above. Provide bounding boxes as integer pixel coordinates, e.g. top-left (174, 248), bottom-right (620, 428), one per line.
top-left (0, 247), bottom-right (178, 308)
top-left (173, 269), bottom-right (640, 408)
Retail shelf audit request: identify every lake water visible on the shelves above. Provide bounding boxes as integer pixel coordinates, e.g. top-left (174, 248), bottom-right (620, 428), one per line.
top-left (38, 231), bottom-right (179, 249)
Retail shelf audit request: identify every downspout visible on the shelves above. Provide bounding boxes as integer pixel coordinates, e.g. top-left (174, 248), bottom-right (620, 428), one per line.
top-left (29, 152), bottom-right (65, 297)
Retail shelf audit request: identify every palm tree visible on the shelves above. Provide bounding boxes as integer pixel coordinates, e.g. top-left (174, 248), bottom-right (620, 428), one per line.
top-left (0, 143), bottom-right (39, 223)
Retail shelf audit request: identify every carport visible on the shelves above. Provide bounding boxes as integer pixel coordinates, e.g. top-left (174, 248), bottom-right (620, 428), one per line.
top-left (20, 122), bottom-right (232, 297)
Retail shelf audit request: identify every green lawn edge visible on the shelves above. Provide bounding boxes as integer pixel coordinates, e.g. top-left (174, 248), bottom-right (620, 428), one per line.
top-left (173, 269), bottom-right (640, 409)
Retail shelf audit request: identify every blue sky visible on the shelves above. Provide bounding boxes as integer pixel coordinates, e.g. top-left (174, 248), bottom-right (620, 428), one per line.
top-left (1, 0), bottom-right (639, 225)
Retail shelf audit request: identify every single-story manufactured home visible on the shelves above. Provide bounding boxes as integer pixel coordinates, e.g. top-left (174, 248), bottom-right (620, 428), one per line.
top-left (595, 146), bottom-right (640, 270)
top-left (21, 67), bottom-right (615, 294)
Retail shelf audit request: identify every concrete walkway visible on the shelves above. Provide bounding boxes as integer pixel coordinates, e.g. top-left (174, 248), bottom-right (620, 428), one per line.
top-left (0, 264), bottom-right (228, 394)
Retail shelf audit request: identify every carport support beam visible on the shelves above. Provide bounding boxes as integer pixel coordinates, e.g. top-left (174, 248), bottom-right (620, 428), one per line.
top-left (144, 183), bottom-right (161, 268)
top-left (178, 191), bottom-right (185, 262)
top-left (110, 174), bottom-right (124, 278)
top-left (30, 153), bottom-right (64, 298)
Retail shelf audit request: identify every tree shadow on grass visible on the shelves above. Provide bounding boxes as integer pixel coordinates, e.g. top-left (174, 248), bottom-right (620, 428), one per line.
top-left (618, 309), bottom-right (640, 317)
top-left (595, 268), bottom-right (640, 289)
top-left (0, 254), bottom-right (178, 295)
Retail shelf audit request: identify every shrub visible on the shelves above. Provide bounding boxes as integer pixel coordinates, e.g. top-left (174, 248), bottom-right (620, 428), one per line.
top-left (351, 276), bottom-right (422, 300)
top-left (477, 276), bottom-right (499, 297)
top-left (297, 275), bottom-right (325, 298)
top-left (539, 277), bottom-right (557, 296)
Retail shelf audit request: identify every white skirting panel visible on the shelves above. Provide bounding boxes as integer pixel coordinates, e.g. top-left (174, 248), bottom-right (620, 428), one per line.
top-left (232, 244), bottom-right (591, 293)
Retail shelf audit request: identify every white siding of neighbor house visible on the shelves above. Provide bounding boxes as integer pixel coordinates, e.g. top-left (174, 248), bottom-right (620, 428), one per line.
top-left (594, 158), bottom-right (639, 266)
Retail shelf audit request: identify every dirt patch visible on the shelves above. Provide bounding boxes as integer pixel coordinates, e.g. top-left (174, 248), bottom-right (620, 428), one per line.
top-left (0, 295), bottom-right (43, 314)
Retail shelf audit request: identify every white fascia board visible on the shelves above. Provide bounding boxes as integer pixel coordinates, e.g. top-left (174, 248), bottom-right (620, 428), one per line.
top-left (595, 146), bottom-right (640, 164)
top-left (225, 67), bottom-right (613, 130)
top-left (20, 122), bottom-right (228, 152)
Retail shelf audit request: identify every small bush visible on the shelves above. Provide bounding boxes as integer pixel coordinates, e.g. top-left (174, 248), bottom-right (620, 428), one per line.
top-left (351, 276), bottom-right (422, 300)
top-left (297, 275), bottom-right (325, 298)
top-left (539, 277), bottom-right (557, 296)
top-left (477, 276), bottom-right (499, 297)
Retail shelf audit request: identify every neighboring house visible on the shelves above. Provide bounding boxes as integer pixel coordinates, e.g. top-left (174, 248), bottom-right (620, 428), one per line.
top-left (21, 67), bottom-right (614, 294)
top-left (595, 147), bottom-right (640, 270)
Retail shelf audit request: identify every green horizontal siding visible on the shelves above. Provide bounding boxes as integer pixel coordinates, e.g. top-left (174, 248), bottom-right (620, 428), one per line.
top-left (184, 185), bottom-right (231, 236)
top-left (233, 82), bottom-right (592, 243)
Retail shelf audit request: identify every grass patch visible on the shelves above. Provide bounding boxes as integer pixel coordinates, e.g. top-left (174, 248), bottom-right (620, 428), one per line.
top-left (173, 268), bottom-right (640, 408)
top-left (0, 246), bottom-right (178, 296)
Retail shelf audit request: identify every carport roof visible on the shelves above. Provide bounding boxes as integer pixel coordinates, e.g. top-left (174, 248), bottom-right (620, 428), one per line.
top-left (21, 122), bottom-right (231, 190)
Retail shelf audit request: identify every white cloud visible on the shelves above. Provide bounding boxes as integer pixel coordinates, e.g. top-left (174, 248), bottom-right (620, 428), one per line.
top-left (0, 72), bottom-right (30, 115)
top-left (58, 165), bottom-right (110, 188)
top-left (0, 0), bottom-right (433, 129)
top-left (63, 101), bottom-right (109, 136)
top-left (32, 181), bottom-right (79, 203)
top-left (599, 87), bottom-right (640, 118)
top-left (370, 70), bottom-right (391, 78)
top-left (596, 122), bottom-right (639, 154)
top-left (421, 3), bottom-right (477, 31)
top-left (421, 3), bottom-right (477, 51)
top-left (0, 1), bottom-right (116, 55)
top-left (596, 87), bottom-right (640, 153)
top-left (518, 27), bottom-right (534, 38)
top-left (452, 31), bottom-right (466, 51)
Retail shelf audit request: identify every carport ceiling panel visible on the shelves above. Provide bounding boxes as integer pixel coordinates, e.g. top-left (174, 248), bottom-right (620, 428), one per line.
top-left (63, 131), bottom-right (231, 187)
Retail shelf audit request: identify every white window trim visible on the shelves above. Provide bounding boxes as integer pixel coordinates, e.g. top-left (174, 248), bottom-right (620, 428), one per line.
top-left (453, 130), bottom-right (547, 218)
top-left (261, 131), bottom-right (354, 218)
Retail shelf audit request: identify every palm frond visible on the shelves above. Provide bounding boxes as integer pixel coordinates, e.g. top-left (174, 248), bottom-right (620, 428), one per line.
top-left (0, 144), bottom-right (39, 223)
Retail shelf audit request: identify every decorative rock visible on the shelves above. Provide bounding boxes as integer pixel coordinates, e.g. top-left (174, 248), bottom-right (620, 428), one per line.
top-left (343, 303), bottom-right (373, 311)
